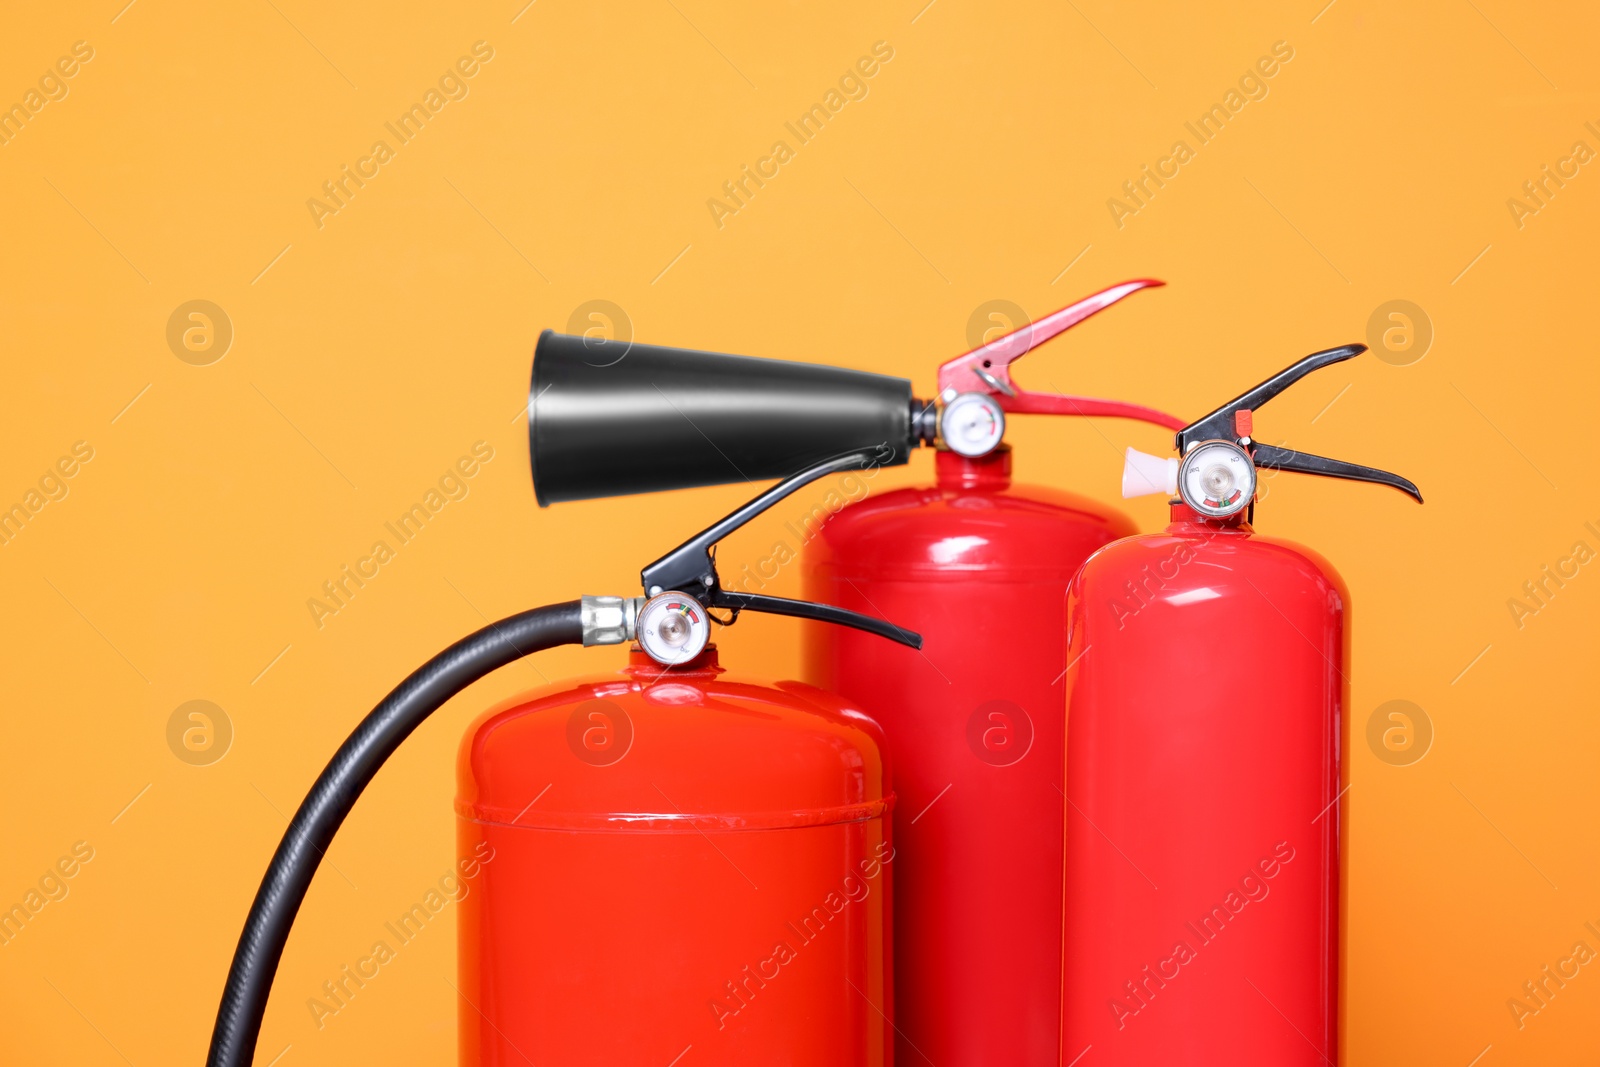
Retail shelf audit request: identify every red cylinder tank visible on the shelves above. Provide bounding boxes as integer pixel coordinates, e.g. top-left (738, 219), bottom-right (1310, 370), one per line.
top-left (456, 647), bottom-right (895, 1066)
top-left (801, 447), bottom-right (1136, 1066)
top-left (1060, 505), bottom-right (1345, 1064)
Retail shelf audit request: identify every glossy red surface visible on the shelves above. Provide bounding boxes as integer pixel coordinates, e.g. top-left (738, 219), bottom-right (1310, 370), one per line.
top-left (456, 648), bottom-right (893, 1066)
top-left (802, 449), bottom-right (1136, 1066)
top-left (1061, 506), bottom-right (1347, 1065)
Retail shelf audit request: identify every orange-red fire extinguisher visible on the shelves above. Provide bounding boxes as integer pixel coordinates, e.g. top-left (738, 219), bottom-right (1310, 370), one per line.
top-left (1061, 343), bottom-right (1422, 1064)
top-left (802, 279), bottom-right (1182, 1066)
top-left (207, 332), bottom-right (938, 1066)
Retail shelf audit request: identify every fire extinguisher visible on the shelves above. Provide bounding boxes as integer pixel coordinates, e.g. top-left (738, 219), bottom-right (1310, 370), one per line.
top-left (206, 331), bottom-right (936, 1067)
top-left (802, 279), bottom-right (1184, 1066)
top-left (1060, 343), bottom-right (1422, 1064)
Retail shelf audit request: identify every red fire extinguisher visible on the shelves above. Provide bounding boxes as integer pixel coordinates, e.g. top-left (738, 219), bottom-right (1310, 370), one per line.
top-left (802, 279), bottom-right (1183, 1066)
top-left (207, 332), bottom-right (936, 1067)
top-left (1060, 343), bottom-right (1422, 1064)
top-left (455, 454), bottom-right (914, 1066)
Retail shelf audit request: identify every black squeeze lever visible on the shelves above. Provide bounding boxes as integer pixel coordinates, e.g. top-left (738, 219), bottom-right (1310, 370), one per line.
top-left (1177, 343), bottom-right (1423, 503)
top-left (640, 450), bottom-right (924, 649)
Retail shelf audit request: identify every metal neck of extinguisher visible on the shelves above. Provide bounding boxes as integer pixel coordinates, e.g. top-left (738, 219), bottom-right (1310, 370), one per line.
top-left (930, 279), bottom-right (1185, 459)
top-left (1122, 343), bottom-right (1423, 520)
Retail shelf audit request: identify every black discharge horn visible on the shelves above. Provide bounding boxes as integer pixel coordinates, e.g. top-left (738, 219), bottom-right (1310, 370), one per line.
top-left (529, 331), bottom-right (930, 505)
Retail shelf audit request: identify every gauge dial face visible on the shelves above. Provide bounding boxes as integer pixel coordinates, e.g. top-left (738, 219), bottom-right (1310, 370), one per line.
top-left (1179, 440), bottom-right (1256, 518)
top-left (636, 592), bottom-right (710, 666)
top-left (939, 392), bottom-right (1006, 458)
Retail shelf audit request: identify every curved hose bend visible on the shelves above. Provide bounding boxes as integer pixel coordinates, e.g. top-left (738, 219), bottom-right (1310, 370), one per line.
top-left (207, 601), bottom-right (584, 1067)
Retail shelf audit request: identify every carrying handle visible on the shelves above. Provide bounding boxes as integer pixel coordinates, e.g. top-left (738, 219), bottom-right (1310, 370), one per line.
top-left (640, 450), bottom-right (923, 649)
top-left (1251, 443), bottom-right (1422, 503)
top-left (937, 279), bottom-right (1186, 431)
top-left (709, 590), bottom-right (922, 648)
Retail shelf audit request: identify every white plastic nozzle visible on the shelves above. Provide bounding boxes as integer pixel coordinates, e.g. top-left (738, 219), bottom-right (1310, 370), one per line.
top-left (1122, 447), bottom-right (1179, 499)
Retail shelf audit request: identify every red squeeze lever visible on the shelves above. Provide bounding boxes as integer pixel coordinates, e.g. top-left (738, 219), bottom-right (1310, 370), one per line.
top-left (937, 278), bottom-right (1186, 431)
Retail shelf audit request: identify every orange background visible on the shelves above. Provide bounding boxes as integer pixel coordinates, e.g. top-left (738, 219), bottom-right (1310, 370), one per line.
top-left (1, 1), bottom-right (1595, 1063)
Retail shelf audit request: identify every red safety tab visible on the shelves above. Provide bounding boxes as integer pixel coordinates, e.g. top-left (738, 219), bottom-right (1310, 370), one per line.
top-left (1234, 409), bottom-right (1253, 439)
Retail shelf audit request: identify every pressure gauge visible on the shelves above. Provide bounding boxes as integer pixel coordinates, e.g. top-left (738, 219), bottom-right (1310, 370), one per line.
top-left (636, 591), bottom-right (711, 666)
top-left (939, 392), bottom-right (1005, 458)
top-left (1178, 440), bottom-right (1256, 518)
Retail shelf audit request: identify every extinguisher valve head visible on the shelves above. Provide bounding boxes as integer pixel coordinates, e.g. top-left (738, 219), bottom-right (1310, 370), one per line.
top-left (1121, 447), bottom-right (1180, 499)
top-left (636, 451), bottom-right (923, 650)
top-left (1171, 344), bottom-right (1423, 509)
top-left (581, 594), bottom-right (641, 647)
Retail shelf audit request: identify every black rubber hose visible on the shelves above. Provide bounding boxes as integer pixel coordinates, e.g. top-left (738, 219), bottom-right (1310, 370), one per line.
top-left (207, 601), bottom-right (584, 1067)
